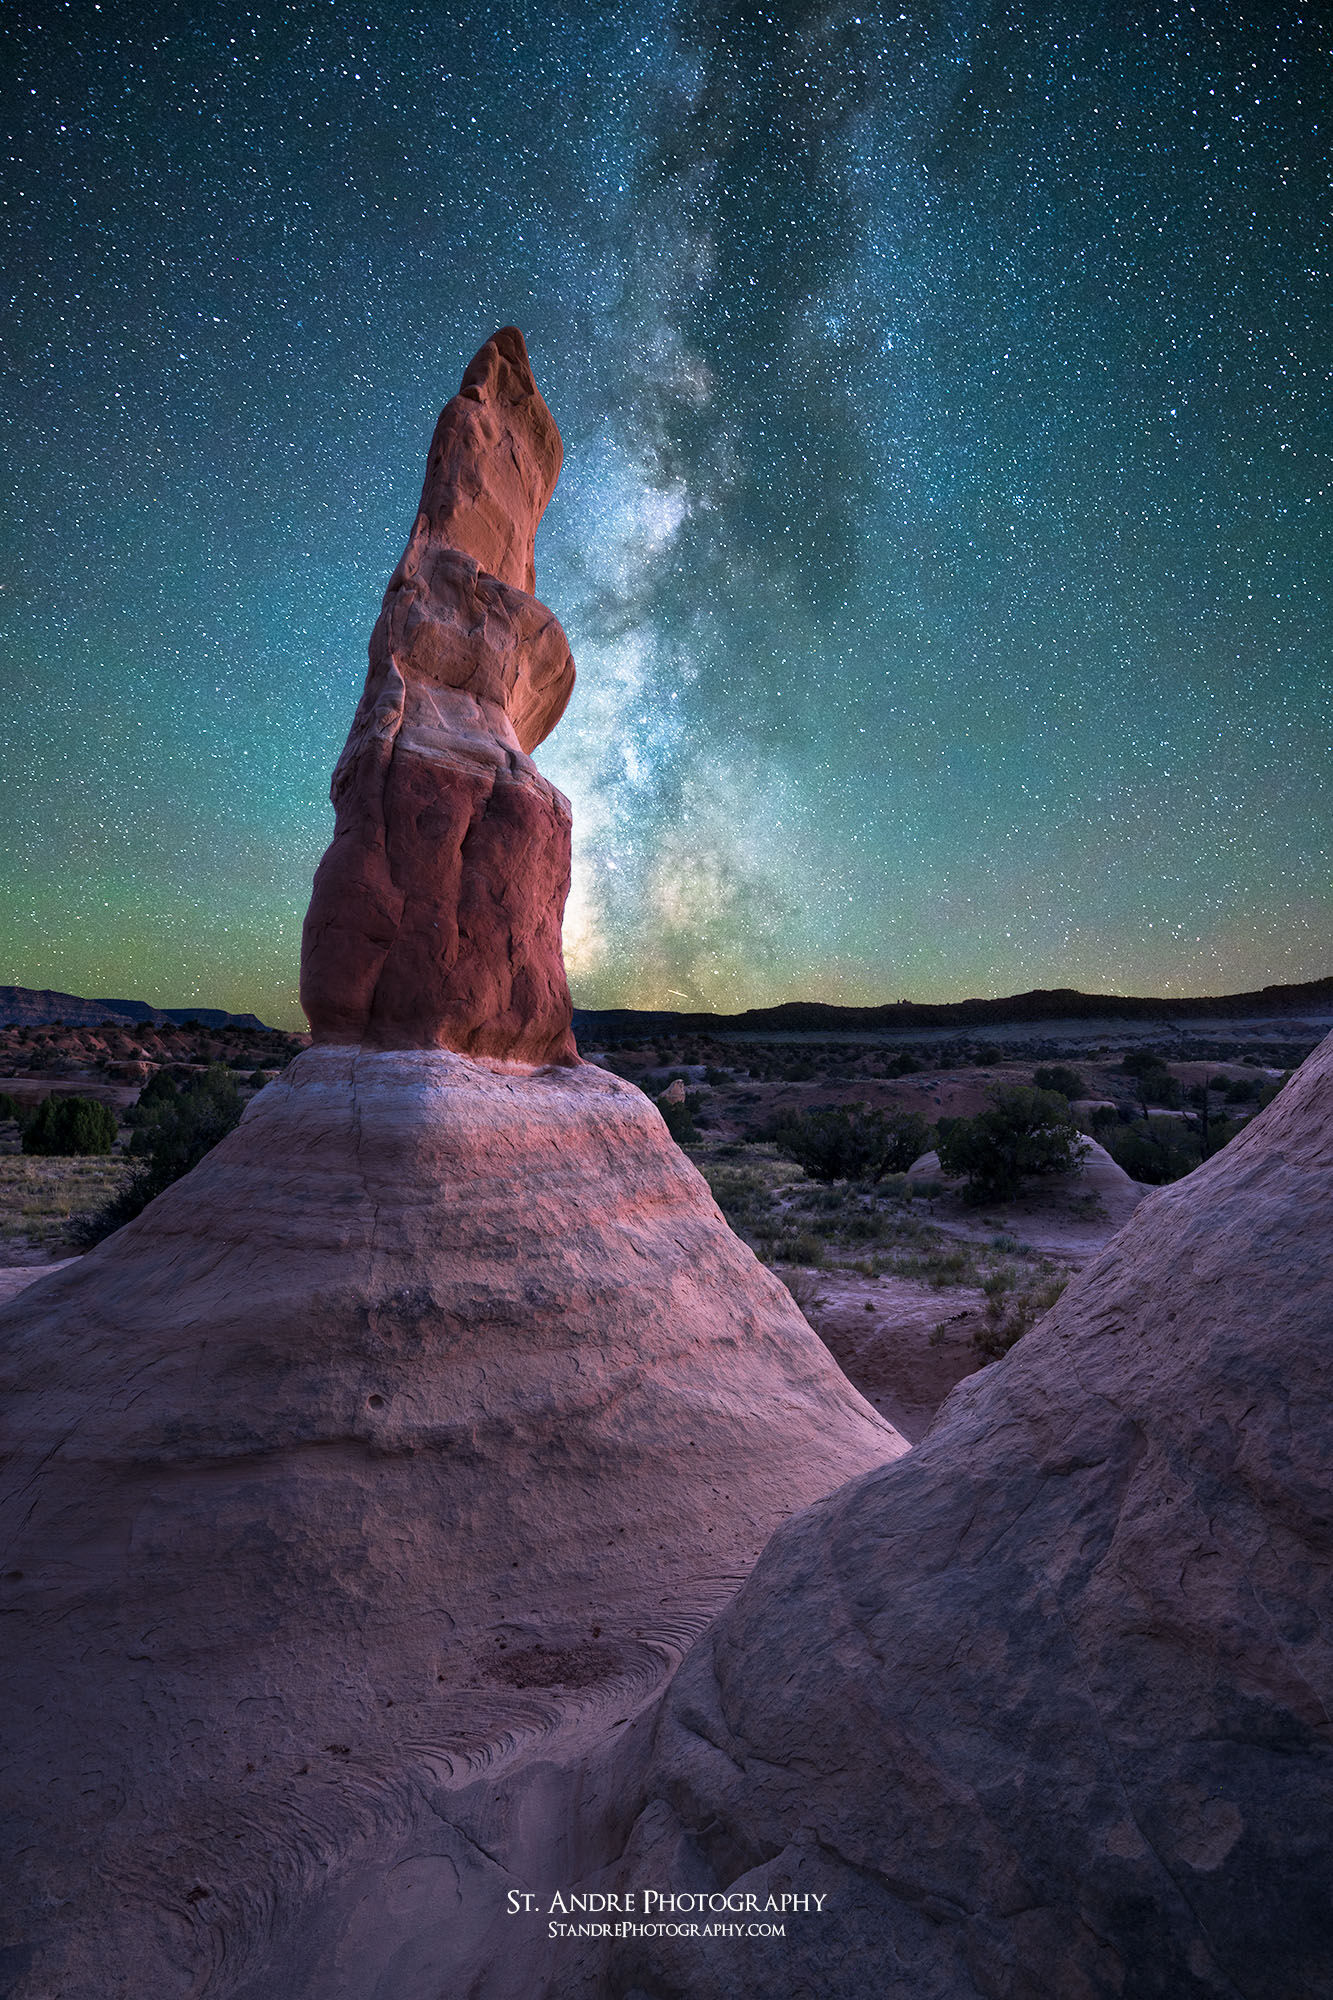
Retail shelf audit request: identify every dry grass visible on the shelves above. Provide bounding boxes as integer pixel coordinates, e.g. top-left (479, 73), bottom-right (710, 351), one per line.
top-left (779, 1267), bottom-right (830, 1316)
top-left (973, 1265), bottom-right (1071, 1358)
top-left (694, 1139), bottom-right (1058, 1294)
top-left (0, 1155), bottom-right (133, 1255)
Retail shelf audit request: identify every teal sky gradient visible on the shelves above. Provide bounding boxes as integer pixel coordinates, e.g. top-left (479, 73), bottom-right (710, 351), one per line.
top-left (2, 1), bottom-right (1328, 1027)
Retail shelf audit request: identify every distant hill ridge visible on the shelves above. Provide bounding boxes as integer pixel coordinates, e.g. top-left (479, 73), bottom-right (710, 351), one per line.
top-left (0, 986), bottom-right (269, 1031)
top-left (572, 974), bottom-right (1333, 1039)
top-left (6, 974), bottom-right (1332, 1041)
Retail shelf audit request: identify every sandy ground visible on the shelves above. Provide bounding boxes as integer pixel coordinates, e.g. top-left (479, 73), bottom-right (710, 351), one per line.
top-left (797, 1269), bottom-right (989, 1443)
top-left (0, 1258), bottom-right (80, 1308)
top-left (787, 1141), bottom-right (1151, 1440)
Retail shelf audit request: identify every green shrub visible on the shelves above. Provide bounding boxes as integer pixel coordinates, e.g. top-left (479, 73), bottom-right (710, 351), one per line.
top-left (22, 1095), bottom-right (118, 1157)
top-left (125, 1066), bottom-right (188, 1124)
top-left (776, 1231), bottom-right (826, 1266)
top-left (936, 1087), bottom-right (1084, 1201)
top-left (76, 1066), bottom-right (243, 1243)
top-left (1120, 1049), bottom-right (1182, 1107)
top-left (656, 1091), bottom-right (701, 1144)
top-left (767, 1104), bottom-right (931, 1183)
top-left (126, 1065), bottom-right (241, 1172)
top-left (892, 1245), bottom-right (978, 1287)
top-left (1032, 1064), bottom-right (1084, 1100)
top-left (1101, 1112), bottom-right (1247, 1186)
top-left (779, 1266), bottom-right (828, 1313)
top-left (701, 1164), bottom-right (772, 1233)
top-left (838, 1211), bottom-right (892, 1241)
top-left (975, 1266), bottom-right (1070, 1359)
top-left (0, 1090), bottom-right (20, 1123)
top-left (1102, 1122), bottom-right (1192, 1185)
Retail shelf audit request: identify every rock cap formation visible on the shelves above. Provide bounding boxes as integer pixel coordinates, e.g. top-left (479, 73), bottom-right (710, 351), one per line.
top-left (300, 326), bottom-right (577, 1061)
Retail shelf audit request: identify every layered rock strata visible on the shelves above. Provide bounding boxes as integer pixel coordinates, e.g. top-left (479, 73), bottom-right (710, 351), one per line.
top-left (300, 325), bottom-right (578, 1062)
top-left (561, 1030), bottom-right (1333, 1999)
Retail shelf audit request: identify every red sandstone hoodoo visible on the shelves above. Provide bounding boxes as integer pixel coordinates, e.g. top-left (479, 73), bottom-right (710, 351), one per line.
top-left (0, 332), bottom-right (901, 2000)
top-left (300, 325), bottom-right (578, 1061)
top-left (4, 326), bottom-right (1330, 2000)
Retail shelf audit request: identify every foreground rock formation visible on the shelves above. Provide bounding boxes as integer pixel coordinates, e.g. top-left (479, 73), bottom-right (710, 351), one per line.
top-left (0, 334), bottom-right (901, 1998)
top-left (559, 1029), bottom-right (1333, 1999)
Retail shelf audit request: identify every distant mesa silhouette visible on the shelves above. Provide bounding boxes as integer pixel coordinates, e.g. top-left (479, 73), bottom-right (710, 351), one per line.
top-left (572, 972), bottom-right (1333, 1040)
top-left (0, 984), bottom-right (270, 1030)
top-left (4, 969), bottom-right (1332, 1042)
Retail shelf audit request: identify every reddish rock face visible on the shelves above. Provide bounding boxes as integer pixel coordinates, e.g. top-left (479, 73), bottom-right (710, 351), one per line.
top-left (300, 326), bottom-right (578, 1061)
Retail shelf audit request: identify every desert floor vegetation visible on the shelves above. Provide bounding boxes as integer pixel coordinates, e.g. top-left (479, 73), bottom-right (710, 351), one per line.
top-left (694, 1138), bottom-right (1064, 1304)
top-left (0, 1154), bottom-right (134, 1257)
top-left (0, 1029), bottom-right (292, 1256)
top-left (0, 1014), bottom-right (1319, 1380)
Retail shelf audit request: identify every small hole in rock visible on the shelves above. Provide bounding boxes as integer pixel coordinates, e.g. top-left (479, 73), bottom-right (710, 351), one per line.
top-left (368, 1394), bottom-right (385, 1409)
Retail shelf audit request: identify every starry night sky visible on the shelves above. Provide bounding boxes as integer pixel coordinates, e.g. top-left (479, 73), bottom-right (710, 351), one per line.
top-left (2, 2), bottom-right (1329, 1026)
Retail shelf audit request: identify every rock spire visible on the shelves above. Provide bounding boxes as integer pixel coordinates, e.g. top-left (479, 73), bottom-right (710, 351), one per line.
top-left (300, 325), bottom-right (578, 1061)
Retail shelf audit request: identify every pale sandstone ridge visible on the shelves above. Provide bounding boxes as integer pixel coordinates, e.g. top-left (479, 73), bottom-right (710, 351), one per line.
top-left (0, 335), bottom-right (904, 1999)
top-left (556, 1029), bottom-right (1333, 1999)
top-left (300, 325), bottom-right (578, 1061)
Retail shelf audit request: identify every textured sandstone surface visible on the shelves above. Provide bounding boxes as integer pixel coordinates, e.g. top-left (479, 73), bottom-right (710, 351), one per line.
top-left (300, 326), bottom-right (579, 1062)
top-left (0, 1051), bottom-right (900, 1997)
top-left (555, 1031), bottom-right (1333, 1999)
top-left (1075, 1131), bottom-right (1147, 1223)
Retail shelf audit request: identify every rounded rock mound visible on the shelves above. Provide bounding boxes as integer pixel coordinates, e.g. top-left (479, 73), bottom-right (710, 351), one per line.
top-left (566, 1031), bottom-right (1333, 2000)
